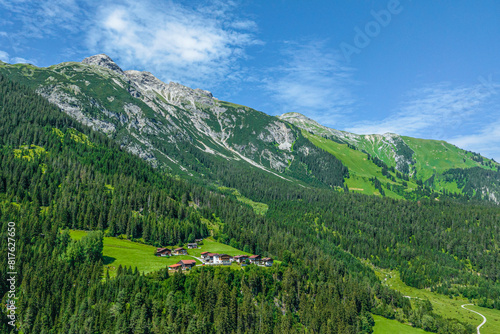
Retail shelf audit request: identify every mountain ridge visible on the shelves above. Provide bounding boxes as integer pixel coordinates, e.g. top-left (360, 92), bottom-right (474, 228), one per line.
top-left (1, 54), bottom-right (499, 203)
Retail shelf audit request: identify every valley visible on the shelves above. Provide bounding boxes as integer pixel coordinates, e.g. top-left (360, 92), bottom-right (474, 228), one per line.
top-left (0, 57), bottom-right (499, 333)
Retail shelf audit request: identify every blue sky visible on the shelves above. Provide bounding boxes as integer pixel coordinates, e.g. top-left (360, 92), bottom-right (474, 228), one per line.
top-left (1, 0), bottom-right (500, 161)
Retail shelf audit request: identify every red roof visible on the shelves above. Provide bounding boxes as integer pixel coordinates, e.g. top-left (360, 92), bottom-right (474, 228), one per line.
top-left (201, 252), bottom-right (210, 255)
top-left (249, 255), bottom-right (260, 259)
top-left (169, 264), bottom-right (181, 268)
top-left (179, 260), bottom-right (196, 265)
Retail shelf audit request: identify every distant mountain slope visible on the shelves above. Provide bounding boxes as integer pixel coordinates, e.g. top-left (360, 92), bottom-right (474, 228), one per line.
top-left (280, 112), bottom-right (500, 203)
top-left (1, 56), bottom-right (499, 203)
top-left (0, 55), bottom-right (348, 190)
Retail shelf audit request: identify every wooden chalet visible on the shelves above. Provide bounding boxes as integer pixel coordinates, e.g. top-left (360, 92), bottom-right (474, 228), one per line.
top-left (203, 253), bottom-right (217, 263)
top-left (219, 254), bottom-right (232, 265)
top-left (155, 248), bottom-right (172, 257)
top-left (249, 255), bottom-right (261, 264)
top-left (187, 243), bottom-right (198, 249)
top-left (173, 247), bottom-right (187, 255)
top-left (178, 260), bottom-right (196, 270)
top-left (201, 251), bottom-right (210, 261)
top-left (169, 263), bottom-right (182, 270)
top-left (262, 257), bottom-right (273, 267)
top-left (233, 255), bottom-right (248, 264)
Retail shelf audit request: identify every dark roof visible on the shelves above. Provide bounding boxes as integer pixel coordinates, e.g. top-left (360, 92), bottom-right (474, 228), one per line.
top-left (174, 247), bottom-right (186, 251)
top-left (262, 257), bottom-right (273, 261)
top-left (187, 243), bottom-right (197, 245)
top-left (249, 255), bottom-right (260, 259)
top-left (156, 247), bottom-right (170, 253)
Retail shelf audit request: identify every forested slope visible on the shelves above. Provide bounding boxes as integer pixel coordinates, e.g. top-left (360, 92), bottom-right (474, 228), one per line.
top-left (0, 75), bottom-right (493, 333)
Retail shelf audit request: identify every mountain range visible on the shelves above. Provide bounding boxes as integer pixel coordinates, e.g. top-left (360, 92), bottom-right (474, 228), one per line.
top-left (1, 54), bottom-right (498, 204)
top-left (2, 54), bottom-right (500, 334)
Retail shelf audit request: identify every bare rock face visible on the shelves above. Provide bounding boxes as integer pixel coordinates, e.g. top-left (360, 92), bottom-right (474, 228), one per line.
top-left (82, 54), bottom-right (124, 75)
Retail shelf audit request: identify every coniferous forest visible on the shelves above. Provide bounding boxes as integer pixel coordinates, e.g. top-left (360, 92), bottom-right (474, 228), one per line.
top-left (1, 74), bottom-right (499, 333)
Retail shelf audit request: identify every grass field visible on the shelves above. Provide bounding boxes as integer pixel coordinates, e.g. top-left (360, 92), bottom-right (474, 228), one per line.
top-left (69, 230), bottom-right (200, 276)
top-left (302, 131), bottom-right (415, 199)
top-left (403, 137), bottom-right (497, 181)
top-left (189, 237), bottom-right (253, 257)
top-left (218, 186), bottom-right (268, 215)
top-left (372, 314), bottom-right (430, 333)
top-left (69, 232), bottom-right (266, 276)
top-left (373, 268), bottom-right (500, 334)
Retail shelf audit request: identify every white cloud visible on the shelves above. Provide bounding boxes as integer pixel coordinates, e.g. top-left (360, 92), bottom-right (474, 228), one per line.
top-left (447, 120), bottom-right (500, 161)
top-left (11, 56), bottom-right (35, 64)
top-left (347, 82), bottom-right (497, 137)
top-left (0, 0), bottom-right (258, 87)
top-left (87, 0), bottom-right (260, 88)
top-left (0, 0), bottom-right (83, 38)
top-left (0, 49), bottom-right (36, 64)
top-left (229, 20), bottom-right (258, 31)
top-left (0, 50), bottom-right (9, 62)
top-left (264, 41), bottom-right (356, 127)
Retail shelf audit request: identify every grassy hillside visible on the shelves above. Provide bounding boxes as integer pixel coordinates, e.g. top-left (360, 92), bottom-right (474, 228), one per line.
top-left (69, 230), bottom-right (200, 276)
top-left (218, 186), bottom-right (269, 215)
top-left (374, 268), bottom-right (500, 334)
top-left (282, 112), bottom-right (500, 203)
top-left (372, 314), bottom-right (430, 333)
top-left (189, 238), bottom-right (253, 257)
top-left (403, 137), bottom-right (498, 181)
top-left (302, 131), bottom-right (419, 199)
top-left (69, 231), bottom-right (264, 276)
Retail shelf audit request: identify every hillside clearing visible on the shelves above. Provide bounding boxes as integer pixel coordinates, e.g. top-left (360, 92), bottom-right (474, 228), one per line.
top-left (372, 314), bottom-right (430, 333)
top-left (373, 268), bottom-right (500, 334)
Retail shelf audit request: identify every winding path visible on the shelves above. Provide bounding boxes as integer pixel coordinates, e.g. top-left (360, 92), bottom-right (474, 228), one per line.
top-left (461, 304), bottom-right (487, 334)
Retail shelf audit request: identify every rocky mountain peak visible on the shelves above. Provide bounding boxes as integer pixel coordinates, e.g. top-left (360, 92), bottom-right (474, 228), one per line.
top-left (279, 112), bottom-right (315, 122)
top-left (125, 70), bottom-right (164, 90)
top-left (123, 70), bottom-right (214, 107)
top-left (278, 112), bottom-right (329, 132)
top-left (82, 54), bottom-right (124, 75)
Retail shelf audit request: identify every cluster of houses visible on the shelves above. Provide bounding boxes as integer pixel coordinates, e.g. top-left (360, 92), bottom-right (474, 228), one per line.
top-left (200, 253), bottom-right (273, 267)
top-left (155, 247), bottom-right (188, 256)
top-left (154, 240), bottom-right (273, 271)
top-left (168, 259), bottom-right (196, 270)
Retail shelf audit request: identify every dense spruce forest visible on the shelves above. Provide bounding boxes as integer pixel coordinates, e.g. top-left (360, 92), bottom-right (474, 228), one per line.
top-left (0, 74), bottom-right (497, 333)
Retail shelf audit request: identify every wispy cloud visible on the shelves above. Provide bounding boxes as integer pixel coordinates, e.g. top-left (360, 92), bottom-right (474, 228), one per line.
top-left (448, 121), bottom-right (500, 161)
top-left (0, 50), bottom-right (9, 62)
top-left (347, 82), bottom-right (498, 137)
top-left (0, 0), bottom-right (259, 88)
top-left (0, 49), bottom-right (36, 65)
top-left (11, 56), bottom-right (35, 64)
top-left (264, 41), bottom-right (356, 127)
top-left (87, 0), bottom-right (260, 88)
top-left (0, 0), bottom-right (83, 38)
